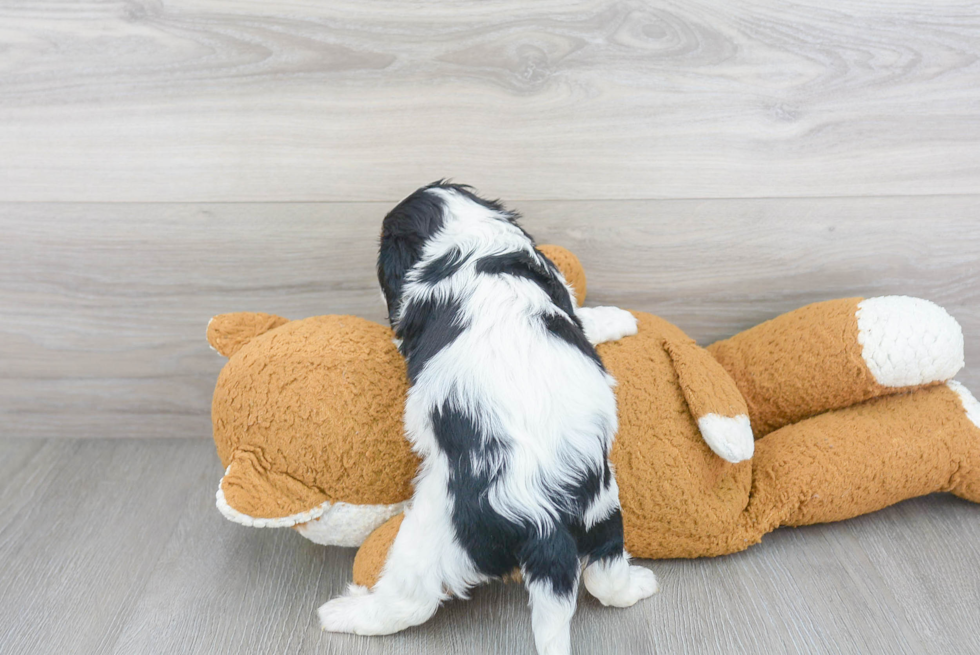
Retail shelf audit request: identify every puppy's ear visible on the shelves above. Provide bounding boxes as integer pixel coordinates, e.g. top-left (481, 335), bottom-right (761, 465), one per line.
top-left (377, 236), bottom-right (418, 325)
top-left (377, 188), bottom-right (448, 326)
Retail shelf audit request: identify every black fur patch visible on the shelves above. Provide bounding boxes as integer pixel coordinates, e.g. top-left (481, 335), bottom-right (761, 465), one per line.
top-left (396, 296), bottom-right (465, 383)
top-left (378, 189), bottom-right (447, 325)
top-left (571, 508), bottom-right (625, 565)
top-left (475, 250), bottom-right (579, 321)
top-left (517, 529), bottom-right (580, 596)
top-left (432, 399), bottom-right (623, 589)
top-left (416, 247), bottom-right (465, 286)
top-left (543, 445), bottom-right (611, 525)
top-left (432, 403), bottom-right (525, 578)
top-left (542, 312), bottom-right (604, 369)
top-left (570, 465), bottom-right (604, 512)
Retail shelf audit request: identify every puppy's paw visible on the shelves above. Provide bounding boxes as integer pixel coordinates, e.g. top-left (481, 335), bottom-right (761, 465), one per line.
top-left (318, 594), bottom-right (364, 634)
top-left (585, 559), bottom-right (659, 608)
top-left (318, 591), bottom-right (391, 636)
top-left (579, 306), bottom-right (638, 345)
top-left (318, 585), bottom-right (438, 636)
top-left (604, 566), bottom-right (659, 608)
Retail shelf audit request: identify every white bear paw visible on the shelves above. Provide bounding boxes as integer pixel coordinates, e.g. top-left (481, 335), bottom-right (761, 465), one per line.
top-left (857, 296), bottom-right (964, 387)
top-left (578, 306), bottom-right (638, 345)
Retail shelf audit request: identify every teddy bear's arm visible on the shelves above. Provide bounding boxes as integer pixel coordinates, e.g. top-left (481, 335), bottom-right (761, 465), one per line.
top-left (663, 338), bottom-right (754, 463)
top-left (536, 244), bottom-right (638, 345)
top-left (577, 306), bottom-right (639, 345)
top-left (706, 297), bottom-right (964, 437)
top-left (537, 244), bottom-right (587, 306)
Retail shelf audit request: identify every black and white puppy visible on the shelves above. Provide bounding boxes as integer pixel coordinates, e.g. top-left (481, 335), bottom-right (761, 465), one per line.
top-left (318, 182), bottom-right (658, 655)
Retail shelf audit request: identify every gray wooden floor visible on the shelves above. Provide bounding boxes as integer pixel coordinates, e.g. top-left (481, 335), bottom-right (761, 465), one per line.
top-left (1, 437), bottom-right (978, 655)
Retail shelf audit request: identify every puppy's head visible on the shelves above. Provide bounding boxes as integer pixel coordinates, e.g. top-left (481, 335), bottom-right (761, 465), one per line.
top-left (378, 181), bottom-right (512, 325)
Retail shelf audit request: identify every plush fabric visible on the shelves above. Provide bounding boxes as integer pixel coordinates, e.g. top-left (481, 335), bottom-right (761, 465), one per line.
top-left (211, 314), bottom-right (419, 518)
top-left (206, 245), bottom-right (980, 589)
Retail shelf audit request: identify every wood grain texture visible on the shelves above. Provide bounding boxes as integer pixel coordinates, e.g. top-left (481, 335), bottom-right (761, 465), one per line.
top-left (0, 439), bottom-right (215, 655)
top-left (2, 196), bottom-right (977, 439)
top-left (0, 438), bottom-right (977, 654)
top-left (1, 0), bottom-right (979, 202)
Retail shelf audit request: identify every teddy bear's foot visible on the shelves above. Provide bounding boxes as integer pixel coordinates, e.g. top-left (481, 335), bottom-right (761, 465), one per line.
top-left (948, 381), bottom-right (980, 430)
top-left (857, 296), bottom-right (964, 387)
top-left (318, 583), bottom-right (439, 636)
top-left (583, 555), bottom-right (659, 608)
top-left (947, 381), bottom-right (980, 504)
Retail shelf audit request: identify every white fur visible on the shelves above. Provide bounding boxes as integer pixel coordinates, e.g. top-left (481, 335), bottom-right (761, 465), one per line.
top-left (948, 381), bottom-right (980, 430)
top-left (320, 460), bottom-right (487, 634)
top-left (319, 186), bottom-right (652, 654)
top-left (697, 413), bottom-right (754, 463)
top-left (582, 553), bottom-right (659, 608)
top-left (527, 578), bottom-right (578, 655)
top-left (583, 475), bottom-right (622, 531)
top-left (856, 296), bottom-right (964, 387)
top-left (215, 470), bottom-right (406, 546)
top-left (405, 275), bottom-right (619, 533)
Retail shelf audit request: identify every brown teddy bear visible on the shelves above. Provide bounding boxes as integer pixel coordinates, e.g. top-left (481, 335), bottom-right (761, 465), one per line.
top-left (207, 245), bottom-right (980, 588)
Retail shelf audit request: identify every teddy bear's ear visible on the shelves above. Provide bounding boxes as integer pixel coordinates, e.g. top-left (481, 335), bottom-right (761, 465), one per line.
top-left (537, 244), bottom-right (587, 306)
top-left (207, 312), bottom-right (290, 357)
top-left (216, 449), bottom-right (329, 527)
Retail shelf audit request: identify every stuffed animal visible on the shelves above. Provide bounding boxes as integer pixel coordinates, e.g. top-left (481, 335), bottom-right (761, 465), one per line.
top-left (208, 245), bottom-right (980, 589)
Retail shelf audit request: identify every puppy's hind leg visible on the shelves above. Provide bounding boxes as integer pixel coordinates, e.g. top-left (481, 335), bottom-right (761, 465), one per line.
top-left (520, 528), bottom-right (581, 655)
top-left (580, 509), bottom-right (658, 608)
top-left (318, 497), bottom-right (473, 636)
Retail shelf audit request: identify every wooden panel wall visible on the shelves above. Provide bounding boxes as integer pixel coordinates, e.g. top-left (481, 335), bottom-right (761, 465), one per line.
top-left (2, 198), bottom-right (977, 438)
top-left (1, 0), bottom-right (978, 201)
top-left (1, 0), bottom-right (978, 437)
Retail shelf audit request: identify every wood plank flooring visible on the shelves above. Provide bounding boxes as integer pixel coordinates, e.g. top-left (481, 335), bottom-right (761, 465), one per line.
top-left (0, 438), bottom-right (977, 655)
top-left (2, 197), bottom-right (977, 439)
top-left (1, 0), bottom-right (978, 201)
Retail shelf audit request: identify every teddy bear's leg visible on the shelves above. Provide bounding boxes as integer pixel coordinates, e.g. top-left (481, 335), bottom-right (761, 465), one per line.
top-left (708, 297), bottom-right (964, 436)
top-left (730, 382), bottom-right (980, 551)
top-left (352, 513), bottom-right (405, 589)
top-left (947, 381), bottom-right (980, 503)
top-left (318, 479), bottom-right (482, 635)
